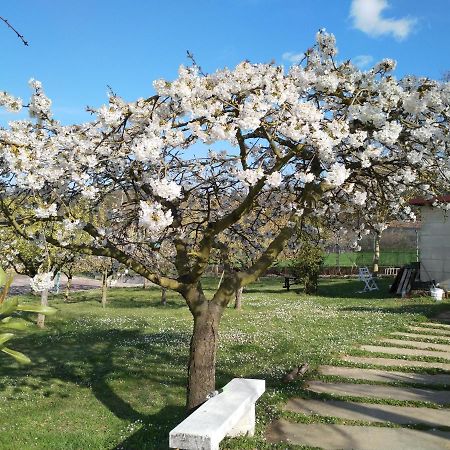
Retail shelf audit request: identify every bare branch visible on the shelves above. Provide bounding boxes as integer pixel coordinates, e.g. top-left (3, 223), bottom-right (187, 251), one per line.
top-left (0, 16), bottom-right (28, 46)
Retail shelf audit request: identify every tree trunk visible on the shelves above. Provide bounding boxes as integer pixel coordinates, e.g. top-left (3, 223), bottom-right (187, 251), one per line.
top-left (186, 302), bottom-right (223, 411)
top-left (101, 269), bottom-right (108, 308)
top-left (161, 287), bottom-right (167, 306)
top-left (373, 231), bottom-right (381, 277)
top-left (54, 272), bottom-right (61, 294)
top-left (143, 278), bottom-right (148, 289)
top-left (36, 289), bottom-right (48, 328)
top-left (64, 275), bottom-right (72, 302)
top-left (234, 286), bottom-right (243, 310)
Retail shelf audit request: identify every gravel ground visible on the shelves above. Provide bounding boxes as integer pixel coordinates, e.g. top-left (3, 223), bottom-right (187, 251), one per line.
top-left (9, 274), bottom-right (145, 296)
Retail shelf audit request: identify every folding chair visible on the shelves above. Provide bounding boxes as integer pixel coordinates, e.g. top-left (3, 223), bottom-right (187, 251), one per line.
top-left (358, 267), bottom-right (379, 292)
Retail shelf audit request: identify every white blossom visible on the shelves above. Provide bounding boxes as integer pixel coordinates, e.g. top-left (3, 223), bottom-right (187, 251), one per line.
top-left (0, 92), bottom-right (22, 112)
top-left (236, 168), bottom-right (264, 186)
top-left (30, 272), bottom-right (54, 292)
top-left (373, 121), bottom-right (402, 146)
top-left (131, 136), bottom-right (162, 163)
top-left (149, 178), bottom-right (182, 201)
top-left (325, 163), bottom-right (351, 187)
top-left (35, 204), bottom-right (57, 218)
top-left (139, 201), bottom-right (173, 235)
top-left (265, 171), bottom-right (282, 188)
top-left (353, 190), bottom-right (367, 205)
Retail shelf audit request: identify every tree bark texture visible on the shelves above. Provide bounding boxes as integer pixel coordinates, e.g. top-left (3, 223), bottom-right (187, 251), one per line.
top-left (186, 301), bottom-right (223, 411)
top-left (64, 275), bottom-right (72, 302)
top-left (161, 287), bottom-right (167, 306)
top-left (234, 286), bottom-right (243, 309)
top-left (36, 289), bottom-right (48, 328)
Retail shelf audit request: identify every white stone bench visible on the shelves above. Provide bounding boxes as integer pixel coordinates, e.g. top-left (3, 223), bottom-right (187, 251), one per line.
top-left (169, 378), bottom-right (265, 450)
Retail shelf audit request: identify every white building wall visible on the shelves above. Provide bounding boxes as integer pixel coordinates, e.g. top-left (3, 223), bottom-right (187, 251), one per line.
top-left (420, 206), bottom-right (450, 290)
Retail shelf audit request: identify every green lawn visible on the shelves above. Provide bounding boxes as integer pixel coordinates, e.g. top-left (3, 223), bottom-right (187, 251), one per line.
top-left (0, 278), bottom-right (448, 449)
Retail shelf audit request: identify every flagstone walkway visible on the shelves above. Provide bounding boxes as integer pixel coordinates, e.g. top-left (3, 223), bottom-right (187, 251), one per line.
top-left (267, 318), bottom-right (450, 449)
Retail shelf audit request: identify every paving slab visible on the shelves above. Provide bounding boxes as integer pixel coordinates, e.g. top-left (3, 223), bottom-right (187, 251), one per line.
top-left (422, 322), bottom-right (450, 329)
top-left (307, 381), bottom-right (450, 404)
top-left (408, 326), bottom-right (450, 336)
top-left (284, 398), bottom-right (450, 426)
top-left (380, 338), bottom-right (450, 352)
top-left (360, 344), bottom-right (450, 360)
top-left (266, 420), bottom-right (450, 450)
top-left (342, 355), bottom-right (450, 371)
top-left (392, 331), bottom-right (450, 342)
top-left (319, 365), bottom-right (450, 385)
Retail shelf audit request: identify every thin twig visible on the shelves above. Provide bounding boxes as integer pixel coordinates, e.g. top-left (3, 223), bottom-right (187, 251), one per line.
top-left (186, 50), bottom-right (206, 76)
top-left (0, 15), bottom-right (28, 46)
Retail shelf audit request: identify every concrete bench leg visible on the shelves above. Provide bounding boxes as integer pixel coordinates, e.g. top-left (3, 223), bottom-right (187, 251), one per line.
top-left (228, 404), bottom-right (255, 437)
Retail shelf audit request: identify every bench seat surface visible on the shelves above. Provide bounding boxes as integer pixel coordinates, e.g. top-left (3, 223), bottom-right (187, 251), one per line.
top-left (170, 378), bottom-right (265, 448)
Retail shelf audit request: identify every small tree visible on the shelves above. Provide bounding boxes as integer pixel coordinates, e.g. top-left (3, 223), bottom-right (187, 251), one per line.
top-left (0, 267), bottom-right (56, 363)
top-left (290, 242), bottom-right (324, 294)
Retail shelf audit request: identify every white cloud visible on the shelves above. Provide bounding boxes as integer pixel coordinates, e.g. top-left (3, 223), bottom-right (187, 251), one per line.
top-left (282, 51), bottom-right (305, 65)
top-left (352, 54), bottom-right (374, 69)
top-left (350, 0), bottom-right (417, 40)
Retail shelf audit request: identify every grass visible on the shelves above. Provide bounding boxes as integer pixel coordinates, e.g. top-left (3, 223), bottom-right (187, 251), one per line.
top-left (0, 277), bottom-right (449, 449)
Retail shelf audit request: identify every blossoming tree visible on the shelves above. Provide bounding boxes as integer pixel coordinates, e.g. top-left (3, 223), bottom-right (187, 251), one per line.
top-left (0, 32), bottom-right (449, 409)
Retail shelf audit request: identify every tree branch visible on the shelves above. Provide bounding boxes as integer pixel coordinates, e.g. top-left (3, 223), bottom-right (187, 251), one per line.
top-left (0, 16), bottom-right (28, 46)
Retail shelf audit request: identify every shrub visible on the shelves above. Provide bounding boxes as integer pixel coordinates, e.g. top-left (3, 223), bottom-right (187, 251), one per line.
top-left (290, 243), bottom-right (324, 294)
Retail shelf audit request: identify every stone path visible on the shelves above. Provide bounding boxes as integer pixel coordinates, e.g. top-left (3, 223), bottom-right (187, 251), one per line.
top-left (267, 421), bottom-right (450, 450)
top-left (380, 338), bottom-right (450, 352)
top-left (319, 364), bottom-right (450, 385)
top-left (307, 380), bottom-right (450, 404)
top-left (408, 325), bottom-right (450, 336)
top-left (284, 398), bottom-right (450, 426)
top-left (342, 355), bottom-right (450, 370)
top-left (267, 317), bottom-right (450, 449)
top-left (360, 344), bottom-right (450, 359)
top-left (392, 331), bottom-right (450, 342)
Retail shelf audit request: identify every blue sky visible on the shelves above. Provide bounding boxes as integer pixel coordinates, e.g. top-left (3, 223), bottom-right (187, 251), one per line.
top-left (1, 0), bottom-right (449, 125)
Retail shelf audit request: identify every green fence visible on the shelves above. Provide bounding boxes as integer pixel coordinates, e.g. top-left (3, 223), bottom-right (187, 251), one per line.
top-left (323, 250), bottom-right (417, 268)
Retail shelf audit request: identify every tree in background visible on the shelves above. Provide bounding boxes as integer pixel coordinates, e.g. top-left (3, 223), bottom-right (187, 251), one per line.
top-left (0, 265), bottom-right (56, 363)
top-left (0, 227), bottom-right (69, 327)
top-left (290, 239), bottom-right (324, 294)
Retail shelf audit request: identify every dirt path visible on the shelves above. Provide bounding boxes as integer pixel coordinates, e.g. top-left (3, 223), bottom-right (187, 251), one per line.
top-left (9, 274), bottom-right (145, 296)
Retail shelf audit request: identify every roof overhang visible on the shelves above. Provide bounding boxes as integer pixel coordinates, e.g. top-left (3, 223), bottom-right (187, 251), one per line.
top-left (409, 195), bottom-right (450, 206)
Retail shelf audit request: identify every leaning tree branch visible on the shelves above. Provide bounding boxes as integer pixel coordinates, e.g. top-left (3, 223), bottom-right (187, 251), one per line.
top-left (0, 16), bottom-right (28, 46)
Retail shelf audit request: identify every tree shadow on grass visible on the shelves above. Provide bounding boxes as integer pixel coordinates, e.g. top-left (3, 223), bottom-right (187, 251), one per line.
top-left (243, 278), bottom-right (396, 299)
top-left (313, 278), bottom-right (394, 299)
top-left (0, 327), bottom-right (191, 449)
top-left (108, 298), bottom-right (186, 310)
top-left (59, 294), bottom-right (187, 310)
top-left (339, 301), bottom-right (450, 318)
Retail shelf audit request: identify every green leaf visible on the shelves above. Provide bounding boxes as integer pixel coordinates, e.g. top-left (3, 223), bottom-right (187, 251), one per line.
top-left (1, 346), bottom-right (31, 364)
top-left (0, 267), bottom-right (6, 289)
top-left (0, 318), bottom-right (30, 330)
top-left (16, 304), bottom-right (57, 315)
top-left (0, 298), bottom-right (19, 317)
top-left (0, 333), bottom-right (15, 345)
